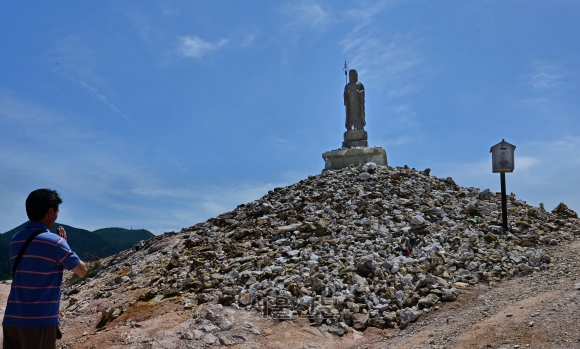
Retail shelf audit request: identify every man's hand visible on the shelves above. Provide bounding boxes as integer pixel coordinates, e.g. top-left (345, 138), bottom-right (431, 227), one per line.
top-left (57, 226), bottom-right (67, 242)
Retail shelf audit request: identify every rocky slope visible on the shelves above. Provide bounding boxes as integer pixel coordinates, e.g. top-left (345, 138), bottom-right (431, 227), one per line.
top-left (55, 164), bottom-right (579, 348)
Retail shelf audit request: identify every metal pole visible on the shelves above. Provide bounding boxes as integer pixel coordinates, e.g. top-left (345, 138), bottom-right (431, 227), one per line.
top-left (500, 172), bottom-right (508, 231)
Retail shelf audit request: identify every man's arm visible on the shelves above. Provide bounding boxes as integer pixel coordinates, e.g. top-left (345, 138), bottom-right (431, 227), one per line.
top-left (72, 260), bottom-right (88, 277)
top-left (56, 226), bottom-right (87, 276)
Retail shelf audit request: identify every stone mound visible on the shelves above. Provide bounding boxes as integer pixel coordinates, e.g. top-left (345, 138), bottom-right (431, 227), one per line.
top-left (63, 164), bottom-right (580, 334)
top-left (552, 202), bottom-right (578, 219)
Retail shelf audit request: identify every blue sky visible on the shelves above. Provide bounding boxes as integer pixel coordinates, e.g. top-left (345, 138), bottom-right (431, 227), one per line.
top-left (1, 1), bottom-right (579, 235)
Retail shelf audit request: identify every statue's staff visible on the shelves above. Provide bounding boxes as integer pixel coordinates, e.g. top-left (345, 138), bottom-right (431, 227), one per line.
top-left (343, 61), bottom-right (348, 85)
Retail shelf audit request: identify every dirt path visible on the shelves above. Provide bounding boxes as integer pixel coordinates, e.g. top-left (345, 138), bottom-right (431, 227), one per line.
top-left (0, 241), bottom-right (579, 349)
top-left (370, 241), bottom-right (580, 349)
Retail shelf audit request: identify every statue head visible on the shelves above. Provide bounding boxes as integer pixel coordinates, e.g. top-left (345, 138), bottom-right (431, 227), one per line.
top-left (348, 69), bottom-right (358, 83)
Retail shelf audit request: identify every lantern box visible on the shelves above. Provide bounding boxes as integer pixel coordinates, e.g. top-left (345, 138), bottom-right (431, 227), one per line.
top-left (490, 139), bottom-right (516, 173)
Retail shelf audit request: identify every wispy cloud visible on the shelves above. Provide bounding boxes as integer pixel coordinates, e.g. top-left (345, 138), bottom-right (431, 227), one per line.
top-left (513, 60), bottom-right (576, 125)
top-left (341, 31), bottom-right (423, 93)
top-left (343, 0), bottom-right (403, 22)
top-left (77, 81), bottom-right (129, 120)
top-left (338, 0), bottom-right (425, 98)
top-left (157, 0), bottom-right (180, 17)
top-left (178, 36), bottom-right (229, 58)
top-left (126, 12), bottom-right (157, 41)
top-left (387, 83), bottom-right (420, 98)
top-left (516, 156), bottom-right (539, 172)
top-left (240, 33), bottom-right (257, 47)
top-left (282, 1), bottom-right (328, 33)
top-left (0, 94), bottom-right (90, 141)
top-left (390, 103), bottom-right (419, 127)
top-left (523, 60), bottom-right (566, 90)
top-left (50, 36), bottom-right (97, 79)
top-left (526, 137), bottom-right (580, 165)
top-left (49, 37), bottom-right (128, 120)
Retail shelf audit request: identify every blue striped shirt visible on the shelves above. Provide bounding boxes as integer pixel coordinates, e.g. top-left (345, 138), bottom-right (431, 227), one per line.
top-left (2, 222), bottom-right (81, 327)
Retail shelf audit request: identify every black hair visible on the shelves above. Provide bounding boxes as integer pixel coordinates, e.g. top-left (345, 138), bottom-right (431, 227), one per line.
top-left (25, 189), bottom-right (63, 221)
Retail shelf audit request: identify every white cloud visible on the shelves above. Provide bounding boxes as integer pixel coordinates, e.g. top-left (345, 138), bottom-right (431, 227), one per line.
top-left (390, 103), bottom-right (419, 127)
top-left (126, 12), bottom-right (155, 41)
top-left (157, 0), bottom-right (180, 17)
top-left (513, 60), bottom-right (576, 125)
top-left (0, 94), bottom-right (93, 143)
top-left (0, 92), bottom-right (62, 125)
top-left (50, 36), bottom-right (97, 80)
top-left (342, 0), bottom-right (403, 22)
top-left (387, 83), bottom-right (420, 98)
top-left (283, 1), bottom-right (328, 32)
top-left (338, 1), bottom-right (425, 99)
top-left (48, 37), bottom-right (128, 120)
top-left (526, 137), bottom-right (580, 166)
top-left (523, 60), bottom-right (566, 90)
top-left (78, 81), bottom-right (129, 120)
top-left (178, 36), bottom-right (229, 58)
top-left (516, 156), bottom-right (538, 172)
top-left (341, 31), bottom-right (422, 89)
top-left (240, 33), bottom-right (257, 47)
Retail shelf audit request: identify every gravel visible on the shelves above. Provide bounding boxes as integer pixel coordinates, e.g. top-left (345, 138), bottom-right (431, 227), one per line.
top-left (62, 163), bottom-right (580, 333)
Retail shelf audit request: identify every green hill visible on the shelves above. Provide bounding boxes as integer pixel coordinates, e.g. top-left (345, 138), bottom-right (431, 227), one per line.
top-left (48, 223), bottom-right (119, 261)
top-left (93, 227), bottom-right (154, 252)
top-left (0, 222), bottom-right (154, 280)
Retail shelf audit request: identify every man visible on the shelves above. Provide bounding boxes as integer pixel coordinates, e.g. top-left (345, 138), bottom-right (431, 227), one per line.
top-left (2, 189), bottom-right (87, 349)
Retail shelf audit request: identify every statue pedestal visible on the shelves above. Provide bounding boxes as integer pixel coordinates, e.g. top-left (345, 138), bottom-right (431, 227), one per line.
top-left (322, 146), bottom-right (388, 170)
top-left (342, 129), bottom-right (368, 148)
top-left (342, 140), bottom-right (368, 148)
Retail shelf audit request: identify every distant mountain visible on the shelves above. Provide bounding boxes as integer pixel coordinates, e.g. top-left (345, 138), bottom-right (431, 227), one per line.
top-left (0, 222), bottom-right (154, 280)
top-left (93, 228), bottom-right (154, 252)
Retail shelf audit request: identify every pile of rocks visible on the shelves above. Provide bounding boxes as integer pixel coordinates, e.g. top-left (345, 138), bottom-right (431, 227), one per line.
top-left (65, 164), bottom-right (580, 334)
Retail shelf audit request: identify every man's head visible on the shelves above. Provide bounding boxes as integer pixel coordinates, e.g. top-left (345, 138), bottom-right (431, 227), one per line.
top-left (26, 189), bottom-right (62, 228)
top-left (349, 69), bottom-right (358, 83)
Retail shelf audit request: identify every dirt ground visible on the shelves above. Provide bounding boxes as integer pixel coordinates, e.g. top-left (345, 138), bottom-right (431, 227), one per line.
top-left (0, 240), bottom-right (579, 349)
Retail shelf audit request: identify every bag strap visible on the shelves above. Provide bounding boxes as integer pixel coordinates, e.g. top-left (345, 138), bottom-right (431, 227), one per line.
top-left (12, 229), bottom-right (47, 277)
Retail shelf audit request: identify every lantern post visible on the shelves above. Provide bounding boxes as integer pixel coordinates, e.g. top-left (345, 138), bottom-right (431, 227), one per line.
top-left (490, 139), bottom-right (516, 231)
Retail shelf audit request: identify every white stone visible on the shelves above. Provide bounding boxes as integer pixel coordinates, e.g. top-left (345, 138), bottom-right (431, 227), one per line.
top-left (410, 215), bottom-right (426, 226)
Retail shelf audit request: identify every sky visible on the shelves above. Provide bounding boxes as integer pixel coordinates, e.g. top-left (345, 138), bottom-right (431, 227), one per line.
top-left (1, 1), bottom-right (579, 235)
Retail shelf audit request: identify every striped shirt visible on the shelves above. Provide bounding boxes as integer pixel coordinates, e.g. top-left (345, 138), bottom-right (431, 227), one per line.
top-left (2, 221), bottom-right (80, 327)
